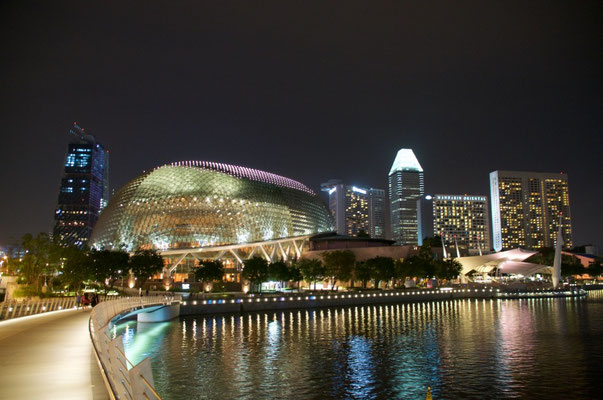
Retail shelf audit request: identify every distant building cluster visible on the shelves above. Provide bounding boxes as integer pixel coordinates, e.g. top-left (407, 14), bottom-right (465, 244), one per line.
top-left (319, 148), bottom-right (572, 255)
top-left (51, 124), bottom-right (573, 258)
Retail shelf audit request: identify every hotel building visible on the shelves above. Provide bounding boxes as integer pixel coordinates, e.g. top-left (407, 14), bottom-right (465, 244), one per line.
top-left (418, 194), bottom-right (490, 255)
top-left (490, 170), bottom-right (572, 252)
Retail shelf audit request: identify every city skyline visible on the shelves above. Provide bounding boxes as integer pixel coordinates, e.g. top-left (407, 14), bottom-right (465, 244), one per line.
top-left (0, 1), bottom-right (600, 250)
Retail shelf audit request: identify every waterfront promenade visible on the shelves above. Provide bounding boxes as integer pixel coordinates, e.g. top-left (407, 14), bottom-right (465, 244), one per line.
top-left (0, 308), bottom-right (107, 400)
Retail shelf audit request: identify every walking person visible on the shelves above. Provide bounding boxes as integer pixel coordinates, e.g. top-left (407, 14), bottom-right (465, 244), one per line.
top-left (76, 292), bottom-right (81, 309)
top-left (82, 293), bottom-right (90, 309)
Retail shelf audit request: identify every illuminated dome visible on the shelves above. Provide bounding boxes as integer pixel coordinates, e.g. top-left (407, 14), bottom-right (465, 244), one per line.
top-left (90, 161), bottom-right (334, 251)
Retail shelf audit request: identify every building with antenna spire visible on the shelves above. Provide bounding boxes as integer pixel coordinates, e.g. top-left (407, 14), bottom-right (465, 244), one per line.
top-left (53, 123), bottom-right (109, 247)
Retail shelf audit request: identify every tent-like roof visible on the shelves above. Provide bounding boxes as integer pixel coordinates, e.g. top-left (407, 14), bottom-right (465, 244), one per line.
top-left (498, 261), bottom-right (553, 276)
top-left (456, 248), bottom-right (550, 277)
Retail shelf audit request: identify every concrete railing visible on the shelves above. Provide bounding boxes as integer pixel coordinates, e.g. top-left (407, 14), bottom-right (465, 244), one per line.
top-left (89, 296), bottom-right (181, 400)
top-left (0, 297), bottom-right (76, 320)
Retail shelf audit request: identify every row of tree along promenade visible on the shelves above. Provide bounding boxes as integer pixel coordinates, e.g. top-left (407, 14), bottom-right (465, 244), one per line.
top-left (2, 233), bottom-right (601, 304)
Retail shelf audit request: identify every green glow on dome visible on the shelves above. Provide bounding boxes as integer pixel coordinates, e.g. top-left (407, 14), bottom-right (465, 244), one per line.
top-left (388, 148), bottom-right (423, 175)
top-left (90, 163), bottom-right (334, 251)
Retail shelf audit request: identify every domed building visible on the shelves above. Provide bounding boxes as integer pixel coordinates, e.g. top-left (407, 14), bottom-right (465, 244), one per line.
top-left (91, 161), bottom-right (334, 285)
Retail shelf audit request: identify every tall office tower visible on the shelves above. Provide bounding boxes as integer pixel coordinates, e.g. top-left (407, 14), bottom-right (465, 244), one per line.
top-left (388, 148), bottom-right (424, 244)
top-left (53, 123), bottom-right (109, 247)
top-left (321, 180), bottom-right (385, 238)
top-left (417, 194), bottom-right (490, 255)
top-left (368, 188), bottom-right (386, 239)
top-left (490, 170), bottom-right (572, 252)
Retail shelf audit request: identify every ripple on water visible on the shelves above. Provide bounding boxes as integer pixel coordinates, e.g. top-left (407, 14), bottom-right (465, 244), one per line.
top-left (112, 292), bottom-right (603, 400)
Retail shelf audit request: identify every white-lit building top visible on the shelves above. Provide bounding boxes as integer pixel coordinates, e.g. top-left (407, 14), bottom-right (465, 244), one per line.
top-left (388, 148), bottom-right (423, 175)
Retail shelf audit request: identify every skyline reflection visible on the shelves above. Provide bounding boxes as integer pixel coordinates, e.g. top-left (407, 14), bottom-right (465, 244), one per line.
top-left (115, 293), bottom-right (603, 399)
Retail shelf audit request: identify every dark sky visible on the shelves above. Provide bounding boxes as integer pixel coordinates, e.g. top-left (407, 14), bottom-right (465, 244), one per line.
top-left (1, 1), bottom-right (601, 250)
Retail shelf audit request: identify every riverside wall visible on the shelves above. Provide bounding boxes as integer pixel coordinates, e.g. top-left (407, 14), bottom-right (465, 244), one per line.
top-left (180, 288), bottom-right (497, 316)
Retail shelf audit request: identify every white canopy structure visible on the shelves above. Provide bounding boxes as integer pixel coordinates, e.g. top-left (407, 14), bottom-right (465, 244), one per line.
top-left (456, 248), bottom-right (552, 278)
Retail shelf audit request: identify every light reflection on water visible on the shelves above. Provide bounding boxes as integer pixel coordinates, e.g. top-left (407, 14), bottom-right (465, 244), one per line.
top-left (113, 291), bottom-right (603, 399)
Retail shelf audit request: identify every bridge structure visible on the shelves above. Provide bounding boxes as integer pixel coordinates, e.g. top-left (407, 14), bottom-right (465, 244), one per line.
top-left (90, 296), bottom-right (182, 400)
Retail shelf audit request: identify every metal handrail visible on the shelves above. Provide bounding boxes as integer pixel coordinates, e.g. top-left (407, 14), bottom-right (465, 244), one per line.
top-left (140, 374), bottom-right (163, 399)
top-left (89, 295), bottom-right (181, 400)
top-left (0, 296), bottom-right (76, 320)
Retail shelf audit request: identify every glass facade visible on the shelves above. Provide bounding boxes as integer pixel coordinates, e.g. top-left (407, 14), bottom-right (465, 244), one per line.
top-left (54, 124), bottom-right (109, 247)
top-left (321, 181), bottom-right (385, 238)
top-left (90, 161), bottom-right (334, 251)
top-left (389, 149), bottom-right (424, 244)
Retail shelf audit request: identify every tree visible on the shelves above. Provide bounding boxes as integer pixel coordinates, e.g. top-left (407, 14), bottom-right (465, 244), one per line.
top-left (354, 261), bottom-right (374, 288)
top-left (394, 258), bottom-right (412, 286)
top-left (297, 258), bottom-right (325, 290)
top-left (268, 261), bottom-right (290, 289)
top-left (90, 249), bottom-right (130, 293)
top-left (129, 249), bottom-right (164, 288)
top-left (421, 236), bottom-right (443, 248)
top-left (366, 256), bottom-right (396, 289)
top-left (20, 233), bottom-right (62, 290)
top-left (242, 256), bottom-right (269, 293)
top-left (194, 260), bottom-right (224, 291)
top-left (60, 245), bottom-right (92, 292)
top-left (288, 263), bottom-right (303, 290)
top-left (435, 258), bottom-right (462, 282)
top-left (321, 250), bottom-right (356, 289)
top-left (587, 260), bottom-right (603, 278)
top-left (560, 255), bottom-right (585, 277)
top-left (356, 229), bottom-right (370, 238)
top-left (403, 242), bottom-right (438, 280)
top-left (527, 248), bottom-right (587, 278)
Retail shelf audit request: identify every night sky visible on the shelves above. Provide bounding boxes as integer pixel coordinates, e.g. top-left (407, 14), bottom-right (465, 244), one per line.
top-left (1, 1), bottom-right (601, 250)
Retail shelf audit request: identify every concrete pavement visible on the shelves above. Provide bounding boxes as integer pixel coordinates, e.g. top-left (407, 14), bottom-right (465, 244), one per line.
top-left (0, 308), bottom-right (109, 399)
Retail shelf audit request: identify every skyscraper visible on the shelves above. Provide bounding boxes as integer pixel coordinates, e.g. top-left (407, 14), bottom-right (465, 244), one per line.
top-left (388, 148), bottom-right (424, 244)
top-left (368, 188), bottom-right (386, 239)
top-left (417, 194), bottom-right (490, 255)
top-left (490, 170), bottom-right (572, 252)
top-left (53, 123), bottom-right (109, 247)
top-left (321, 180), bottom-right (386, 238)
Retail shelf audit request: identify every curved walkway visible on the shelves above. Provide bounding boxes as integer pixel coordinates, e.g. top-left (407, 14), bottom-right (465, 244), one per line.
top-left (0, 308), bottom-right (108, 399)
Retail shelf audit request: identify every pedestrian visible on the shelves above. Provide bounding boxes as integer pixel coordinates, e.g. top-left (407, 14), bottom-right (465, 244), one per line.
top-left (82, 293), bottom-right (90, 309)
top-left (76, 293), bottom-right (81, 309)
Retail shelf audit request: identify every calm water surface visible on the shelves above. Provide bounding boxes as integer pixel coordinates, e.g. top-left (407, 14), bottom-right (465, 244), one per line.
top-left (114, 290), bottom-right (603, 399)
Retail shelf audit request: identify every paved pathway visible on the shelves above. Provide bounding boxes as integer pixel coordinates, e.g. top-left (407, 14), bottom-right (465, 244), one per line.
top-left (0, 308), bottom-right (108, 399)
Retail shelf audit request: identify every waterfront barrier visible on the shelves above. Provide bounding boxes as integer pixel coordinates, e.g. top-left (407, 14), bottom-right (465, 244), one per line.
top-left (0, 297), bottom-right (76, 320)
top-left (89, 296), bottom-right (181, 400)
top-left (180, 288), bottom-right (499, 316)
top-left (179, 287), bottom-right (592, 316)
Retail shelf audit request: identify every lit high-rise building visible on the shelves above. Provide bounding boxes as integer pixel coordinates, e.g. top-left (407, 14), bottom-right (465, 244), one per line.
top-left (53, 123), bottom-right (109, 247)
top-left (368, 188), bottom-right (386, 239)
top-left (417, 194), bottom-right (490, 255)
top-left (490, 170), bottom-right (572, 252)
top-left (321, 180), bottom-right (385, 238)
top-left (388, 148), bottom-right (424, 244)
